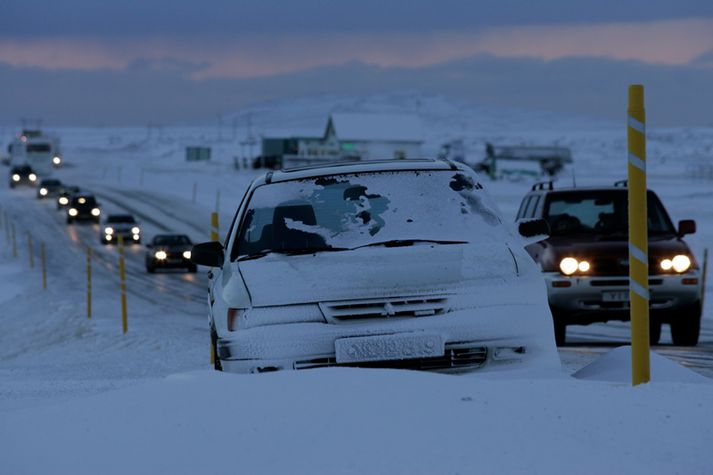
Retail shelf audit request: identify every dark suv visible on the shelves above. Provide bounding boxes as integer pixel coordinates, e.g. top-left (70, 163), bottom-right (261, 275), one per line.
top-left (66, 194), bottom-right (101, 224)
top-left (517, 181), bottom-right (702, 346)
top-left (9, 165), bottom-right (37, 188)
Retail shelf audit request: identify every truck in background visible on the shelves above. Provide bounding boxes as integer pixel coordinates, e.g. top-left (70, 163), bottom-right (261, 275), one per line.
top-left (8, 129), bottom-right (62, 176)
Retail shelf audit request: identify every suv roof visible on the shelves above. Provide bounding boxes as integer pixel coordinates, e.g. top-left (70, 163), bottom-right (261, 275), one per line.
top-left (260, 158), bottom-right (462, 185)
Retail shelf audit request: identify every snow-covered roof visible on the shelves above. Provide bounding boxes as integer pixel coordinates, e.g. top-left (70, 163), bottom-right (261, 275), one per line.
top-left (327, 113), bottom-right (423, 143)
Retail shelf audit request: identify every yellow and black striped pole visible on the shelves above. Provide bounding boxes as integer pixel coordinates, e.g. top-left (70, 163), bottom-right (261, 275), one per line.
top-left (628, 84), bottom-right (650, 385)
top-left (118, 236), bottom-right (128, 334)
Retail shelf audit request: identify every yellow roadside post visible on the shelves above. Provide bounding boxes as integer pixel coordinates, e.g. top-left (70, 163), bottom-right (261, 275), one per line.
top-left (210, 212), bottom-right (219, 241)
top-left (11, 222), bottom-right (17, 258)
top-left (628, 84), bottom-right (650, 385)
top-left (40, 242), bottom-right (47, 290)
top-left (27, 232), bottom-right (34, 269)
top-left (118, 236), bottom-right (128, 334)
top-left (87, 247), bottom-right (92, 319)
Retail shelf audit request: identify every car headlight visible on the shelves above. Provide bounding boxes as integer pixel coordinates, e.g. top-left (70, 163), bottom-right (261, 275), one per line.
top-left (132, 234), bottom-right (140, 240)
top-left (104, 227), bottom-right (114, 235)
top-left (155, 251), bottom-right (167, 260)
top-left (12, 174), bottom-right (20, 181)
top-left (182, 251), bottom-right (191, 259)
top-left (59, 197), bottom-right (69, 205)
top-left (53, 156), bottom-right (61, 165)
top-left (29, 173), bottom-right (37, 181)
top-left (105, 234), bottom-right (112, 241)
top-left (40, 188), bottom-right (48, 196)
top-left (131, 227), bottom-right (140, 234)
top-left (559, 257), bottom-right (590, 275)
top-left (91, 208), bottom-right (101, 216)
top-left (671, 255), bottom-right (691, 273)
top-left (68, 208), bottom-right (78, 216)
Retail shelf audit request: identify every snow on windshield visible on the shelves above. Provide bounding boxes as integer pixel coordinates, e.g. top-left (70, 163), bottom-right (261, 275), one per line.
top-left (236, 170), bottom-right (509, 256)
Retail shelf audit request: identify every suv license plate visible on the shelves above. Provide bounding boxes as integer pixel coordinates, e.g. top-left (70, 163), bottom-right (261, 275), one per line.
top-left (602, 291), bottom-right (629, 302)
top-left (335, 333), bottom-right (444, 364)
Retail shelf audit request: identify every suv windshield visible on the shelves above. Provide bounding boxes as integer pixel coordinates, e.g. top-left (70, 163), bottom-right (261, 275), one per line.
top-left (26, 143), bottom-right (52, 153)
top-left (234, 170), bottom-right (506, 259)
top-left (107, 215), bottom-right (135, 223)
top-left (544, 190), bottom-right (675, 236)
top-left (154, 235), bottom-right (191, 246)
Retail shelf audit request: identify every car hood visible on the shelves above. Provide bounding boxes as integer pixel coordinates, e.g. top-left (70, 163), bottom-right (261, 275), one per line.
top-left (238, 243), bottom-right (518, 307)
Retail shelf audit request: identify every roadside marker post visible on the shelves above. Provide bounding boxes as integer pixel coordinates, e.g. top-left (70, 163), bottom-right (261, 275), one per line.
top-left (210, 212), bottom-right (219, 241)
top-left (87, 247), bottom-right (92, 319)
top-left (627, 84), bottom-right (650, 385)
top-left (40, 242), bottom-right (47, 290)
top-left (27, 232), bottom-right (34, 269)
top-left (118, 236), bottom-right (128, 334)
top-left (11, 222), bottom-right (17, 258)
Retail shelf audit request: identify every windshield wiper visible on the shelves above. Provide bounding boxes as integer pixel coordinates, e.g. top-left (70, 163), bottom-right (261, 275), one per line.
top-left (238, 246), bottom-right (348, 262)
top-left (351, 239), bottom-right (468, 250)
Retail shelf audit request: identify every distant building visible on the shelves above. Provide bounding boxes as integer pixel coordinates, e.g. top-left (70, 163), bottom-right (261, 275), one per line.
top-left (258, 113), bottom-right (423, 169)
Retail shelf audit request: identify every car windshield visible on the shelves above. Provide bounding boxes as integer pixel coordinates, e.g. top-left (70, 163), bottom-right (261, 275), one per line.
top-left (73, 196), bottom-right (97, 206)
top-left (14, 166), bottom-right (31, 173)
top-left (544, 191), bottom-right (675, 236)
top-left (234, 170), bottom-right (508, 259)
top-left (26, 143), bottom-right (51, 153)
top-left (154, 235), bottom-right (191, 246)
top-left (107, 215), bottom-right (135, 223)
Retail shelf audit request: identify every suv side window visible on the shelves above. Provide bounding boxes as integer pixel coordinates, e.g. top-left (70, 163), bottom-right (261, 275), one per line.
top-left (528, 195), bottom-right (541, 218)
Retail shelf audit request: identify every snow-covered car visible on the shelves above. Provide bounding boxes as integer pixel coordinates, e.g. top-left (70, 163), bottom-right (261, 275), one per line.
top-left (56, 185), bottom-right (80, 209)
top-left (36, 178), bottom-right (62, 199)
top-left (9, 165), bottom-right (37, 188)
top-left (191, 159), bottom-right (559, 373)
top-left (66, 194), bottom-right (101, 224)
top-left (517, 181), bottom-right (703, 346)
top-left (145, 234), bottom-right (197, 273)
top-left (102, 214), bottom-right (141, 245)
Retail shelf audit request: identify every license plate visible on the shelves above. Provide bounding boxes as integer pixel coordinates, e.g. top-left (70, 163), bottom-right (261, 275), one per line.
top-left (602, 291), bottom-right (629, 302)
top-left (335, 333), bottom-right (444, 364)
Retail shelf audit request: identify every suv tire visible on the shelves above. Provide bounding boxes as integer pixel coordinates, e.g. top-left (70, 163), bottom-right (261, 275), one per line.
top-left (670, 301), bottom-right (702, 346)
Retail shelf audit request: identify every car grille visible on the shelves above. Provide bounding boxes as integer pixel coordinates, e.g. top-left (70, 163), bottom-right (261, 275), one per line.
top-left (320, 296), bottom-right (449, 322)
top-left (589, 278), bottom-right (663, 287)
top-left (293, 344), bottom-right (488, 371)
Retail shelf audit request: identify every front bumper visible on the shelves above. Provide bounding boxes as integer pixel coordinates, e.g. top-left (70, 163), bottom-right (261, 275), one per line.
top-left (148, 255), bottom-right (192, 268)
top-left (546, 271), bottom-right (702, 322)
top-left (104, 231), bottom-right (140, 244)
top-left (217, 304), bottom-right (557, 374)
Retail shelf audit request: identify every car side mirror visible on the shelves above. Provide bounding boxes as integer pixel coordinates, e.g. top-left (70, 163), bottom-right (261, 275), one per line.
top-left (678, 219), bottom-right (696, 236)
top-left (190, 241), bottom-right (224, 267)
top-left (518, 218), bottom-right (550, 245)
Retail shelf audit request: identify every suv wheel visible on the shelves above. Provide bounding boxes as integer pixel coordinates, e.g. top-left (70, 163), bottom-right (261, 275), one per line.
top-left (649, 317), bottom-right (662, 345)
top-left (670, 302), bottom-right (702, 346)
top-left (211, 327), bottom-right (223, 371)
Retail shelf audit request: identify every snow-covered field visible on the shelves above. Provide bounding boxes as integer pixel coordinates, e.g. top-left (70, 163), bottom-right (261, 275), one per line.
top-left (1, 93), bottom-right (712, 474)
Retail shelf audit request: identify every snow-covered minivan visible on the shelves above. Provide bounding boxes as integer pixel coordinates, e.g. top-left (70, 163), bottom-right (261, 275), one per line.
top-left (192, 159), bottom-right (559, 373)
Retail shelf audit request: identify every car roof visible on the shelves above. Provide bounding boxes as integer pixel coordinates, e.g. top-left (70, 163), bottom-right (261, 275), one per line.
top-left (255, 158), bottom-right (464, 185)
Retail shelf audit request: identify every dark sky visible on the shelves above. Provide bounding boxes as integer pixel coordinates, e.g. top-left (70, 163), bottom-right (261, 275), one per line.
top-left (1, 1), bottom-right (712, 125)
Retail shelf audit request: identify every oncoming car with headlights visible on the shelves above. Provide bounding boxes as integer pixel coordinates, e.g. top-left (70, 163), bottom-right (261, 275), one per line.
top-left (517, 182), bottom-right (702, 346)
top-left (37, 178), bottom-right (62, 199)
top-left (66, 194), bottom-right (101, 224)
top-left (146, 234), bottom-right (196, 273)
top-left (190, 159), bottom-right (559, 374)
top-left (102, 214), bottom-right (141, 245)
top-left (9, 165), bottom-right (37, 188)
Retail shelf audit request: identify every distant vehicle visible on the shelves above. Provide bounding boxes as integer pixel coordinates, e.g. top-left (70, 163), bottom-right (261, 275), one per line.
top-left (8, 129), bottom-right (62, 175)
top-left (190, 158), bottom-right (557, 373)
top-left (517, 181), bottom-right (703, 346)
top-left (145, 234), bottom-right (196, 273)
top-left (473, 143), bottom-right (573, 179)
top-left (56, 186), bottom-right (80, 209)
top-left (102, 214), bottom-right (141, 245)
top-left (36, 178), bottom-right (62, 199)
top-left (66, 194), bottom-right (101, 224)
top-left (9, 165), bottom-right (37, 188)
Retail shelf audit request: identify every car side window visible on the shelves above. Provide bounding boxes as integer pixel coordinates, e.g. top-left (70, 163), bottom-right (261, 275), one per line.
top-left (516, 196), bottom-right (531, 220)
top-left (528, 195), bottom-right (541, 218)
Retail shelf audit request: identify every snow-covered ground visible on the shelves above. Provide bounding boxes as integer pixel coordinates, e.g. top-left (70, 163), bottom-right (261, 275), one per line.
top-left (1, 93), bottom-right (712, 474)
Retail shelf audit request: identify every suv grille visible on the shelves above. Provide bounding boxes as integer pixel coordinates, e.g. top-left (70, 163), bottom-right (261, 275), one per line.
top-left (320, 296), bottom-right (449, 322)
top-left (294, 344), bottom-right (488, 371)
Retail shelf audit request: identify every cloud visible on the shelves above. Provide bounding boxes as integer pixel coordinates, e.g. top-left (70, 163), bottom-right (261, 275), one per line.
top-left (0, 54), bottom-right (711, 127)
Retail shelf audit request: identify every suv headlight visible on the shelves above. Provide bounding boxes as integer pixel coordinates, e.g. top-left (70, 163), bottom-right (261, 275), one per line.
top-left (559, 257), bottom-right (591, 275)
top-left (131, 226), bottom-right (140, 234)
top-left (29, 173), bottom-right (37, 181)
top-left (182, 251), bottom-right (191, 259)
top-left (104, 227), bottom-right (114, 235)
top-left (155, 251), bottom-right (167, 260)
top-left (661, 255), bottom-right (691, 273)
top-left (53, 156), bottom-right (61, 165)
top-left (59, 196), bottom-right (69, 205)
top-left (68, 208), bottom-right (78, 216)
top-left (12, 174), bottom-right (20, 181)
top-left (40, 187), bottom-right (48, 195)
top-left (91, 208), bottom-right (101, 216)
